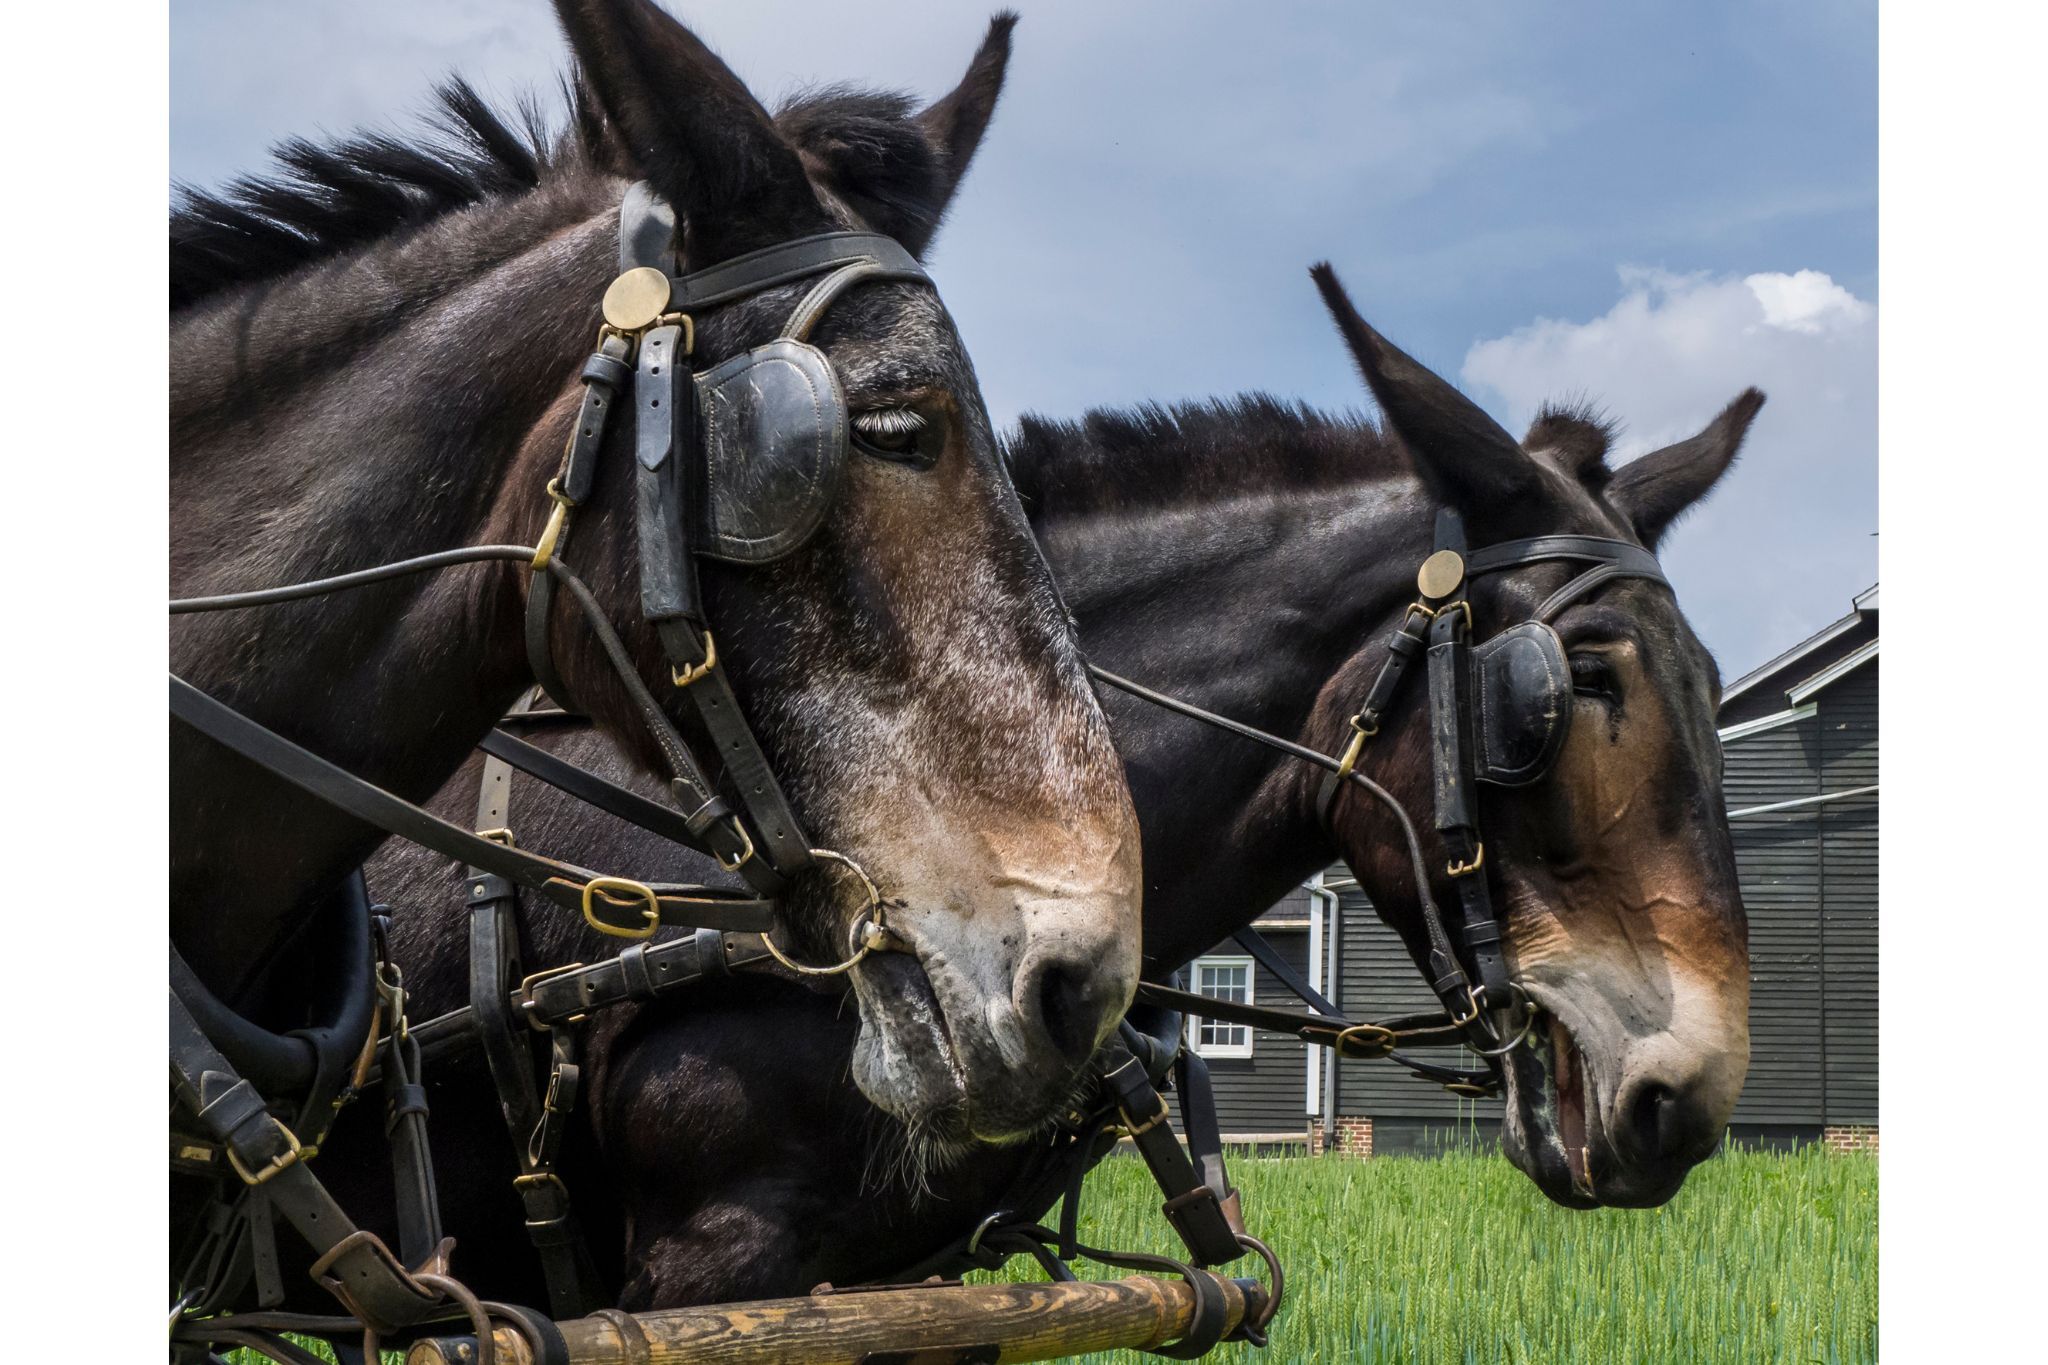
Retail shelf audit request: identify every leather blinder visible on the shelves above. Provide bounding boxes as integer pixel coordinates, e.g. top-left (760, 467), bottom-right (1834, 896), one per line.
top-left (1469, 621), bottom-right (1572, 787)
top-left (693, 340), bottom-right (848, 564)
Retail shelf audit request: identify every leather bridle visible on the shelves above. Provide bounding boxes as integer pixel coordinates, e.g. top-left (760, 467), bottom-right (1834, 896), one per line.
top-left (167, 186), bottom-right (955, 1335)
top-left (171, 184), bottom-right (939, 949)
top-left (1097, 507), bottom-right (1673, 1066)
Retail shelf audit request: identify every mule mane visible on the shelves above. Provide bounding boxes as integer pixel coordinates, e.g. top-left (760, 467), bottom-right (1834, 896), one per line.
top-left (1007, 394), bottom-right (1635, 527)
top-left (169, 78), bottom-right (942, 312)
top-left (1005, 395), bottom-right (1403, 522)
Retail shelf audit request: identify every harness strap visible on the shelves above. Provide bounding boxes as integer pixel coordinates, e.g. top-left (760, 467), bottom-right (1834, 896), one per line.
top-left (618, 207), bottom-right (822, 889)
top-left (525, 331), bottom-right (634, 711)
top-left (170, 674), bottom-right (773, 936)
top-left (1171, 1048), bottom-right (1242, 1235)
top-left (1426, 600), bottom-right (1514, 1015)
top-left (478, 728), bottom-right (710, 853)
top-left (170, 985), bottom-right (443, 1333)
top-left (400, 931), bottom-right (773, 1067)
top-left (1100, 1043), bottom-right (1244, 1268)
top-left (464, 732), bottom-right (607, 1318)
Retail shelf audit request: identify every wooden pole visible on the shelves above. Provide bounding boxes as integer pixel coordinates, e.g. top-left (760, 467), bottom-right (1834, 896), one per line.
top-left (405, 1272), bottom-right (1260, 1365)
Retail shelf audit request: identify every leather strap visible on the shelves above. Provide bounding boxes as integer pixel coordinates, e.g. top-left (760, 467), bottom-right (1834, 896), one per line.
top-left (170, 674), bottom-right (774, 935)
top-left (617, 203), bottom-right (821, 890)
top-left (170, 986), bottom-right (443, 1333)
top-left (478, 727), bottom-right (711, 853)
top-left (1099, 1043), bottom-right (1243, 1268)
top-left (664, 230), bottom-right (927, 310)
top-left (461, 741), bottom-right (606, 1318)
top-left (403, 931), bottom-right (773, 1066)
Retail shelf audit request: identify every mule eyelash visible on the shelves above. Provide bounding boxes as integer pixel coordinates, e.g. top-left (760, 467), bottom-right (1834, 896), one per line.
top-left (852, 407), bottom-right (928, 439)
top-left (1570, 655), bottom-right (1620, 702)
top-left (852, 406), bottom-right (937, 467)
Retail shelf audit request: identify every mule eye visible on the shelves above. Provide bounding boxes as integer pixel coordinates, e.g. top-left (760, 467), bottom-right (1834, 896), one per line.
top-left (852, 407), bottom-right (937, 469)
top-left (1570, 654), bottom-right (1621, 704)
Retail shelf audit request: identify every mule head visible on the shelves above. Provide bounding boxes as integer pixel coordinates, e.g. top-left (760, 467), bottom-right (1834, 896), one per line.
top-left (547, 1), bottom-right (1138, 1145)
top-left (1311, 265), bottom-right (1757, 1206)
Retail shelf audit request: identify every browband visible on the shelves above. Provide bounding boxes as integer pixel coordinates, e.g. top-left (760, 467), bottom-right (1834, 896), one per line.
top-left (1465, 535), bottom-right (1667, 621)
top-left (665, 230), bottom-right (929, 310)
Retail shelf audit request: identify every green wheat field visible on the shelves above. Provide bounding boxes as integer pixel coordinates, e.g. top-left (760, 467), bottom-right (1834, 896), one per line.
top-left (231, 1144), bottom-right (1874, 1365)
top-left (979, 1143), bottom-right (1877, 1364)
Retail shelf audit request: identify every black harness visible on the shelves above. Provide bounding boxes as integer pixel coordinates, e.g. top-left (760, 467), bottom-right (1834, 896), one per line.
top-left (170, 184), bottom-right (1278, 1362)
top-left (167, 186), bottom-right (956, 1349)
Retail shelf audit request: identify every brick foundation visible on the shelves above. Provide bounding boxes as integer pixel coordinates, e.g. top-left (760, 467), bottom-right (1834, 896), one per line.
top-left (1822, 1124), bottom-right (1879, 1154)
top-left (1310, 1117), bottom-right (1373, 1158)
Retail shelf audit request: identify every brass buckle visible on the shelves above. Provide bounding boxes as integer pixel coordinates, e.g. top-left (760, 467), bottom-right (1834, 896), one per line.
top-left (531, 478), bottom-right (576, 571)
top-left (654, 311), bottom-right (696, 356)
top-left (1435, 599), bottom-right (1473, 634)
top-left (1449, 987), bottom-right (1483, 1028)
top-left (1447, 843), bottom-right (1485, 878)
top-left (477, 827), bottom-right (517, 848)
top-left (1331, 1022), bottom-right (1397, 1058)
top-left (227, 1120), bottom-right (304, 1187)
top-left (715, 817), bottom-right (755, 872)
top-left (517, 962), bottom-right (590, 1027)
top-left (671, 631), bottom-right (718, 688)
top-left (1117, 1098), bottom-right (1171, 1139)
top-left (581, 876), bottom-right (661, 940)
top-left (1332, 714), bottom-right (1376, 779)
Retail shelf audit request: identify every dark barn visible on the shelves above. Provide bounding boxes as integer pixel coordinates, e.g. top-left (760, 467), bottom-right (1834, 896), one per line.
top-left (1177, 586), bottom-right (1880, 1155)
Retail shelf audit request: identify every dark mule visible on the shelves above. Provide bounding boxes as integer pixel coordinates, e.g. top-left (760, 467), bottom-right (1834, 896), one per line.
top-left (362, 266), bottom-right (1760, 1307)
top-left (169, 0), bottom-right (1140, 1207)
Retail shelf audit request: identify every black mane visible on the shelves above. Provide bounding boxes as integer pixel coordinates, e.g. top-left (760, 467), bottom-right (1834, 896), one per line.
top-left (170, 78), bottom-right (945, 312)
top-left (169, 79), bottom-right (598, 311)
top-left (1005, 394), bottom-right (1404, 522)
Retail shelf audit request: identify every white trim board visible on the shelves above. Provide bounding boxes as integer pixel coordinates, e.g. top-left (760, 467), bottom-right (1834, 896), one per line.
top-left (1718, 703), bottom-right (1817, 743)
top-left (1788, 638), bottom-right (1878, 703)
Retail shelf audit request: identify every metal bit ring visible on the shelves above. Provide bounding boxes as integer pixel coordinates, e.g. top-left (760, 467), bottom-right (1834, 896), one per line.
top-left (758, 849), bottom-right (892, 977)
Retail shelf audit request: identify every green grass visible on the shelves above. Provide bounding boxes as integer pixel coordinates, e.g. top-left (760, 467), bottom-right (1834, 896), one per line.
top-left (974, 1143), bottom-right (1877, 1364)
top-left (232, 1146), bottom-right (1873, 1365)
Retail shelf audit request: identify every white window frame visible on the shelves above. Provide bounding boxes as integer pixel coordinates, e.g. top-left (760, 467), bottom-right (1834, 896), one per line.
top-left (1190, 954), bottom-right (1255, 1059)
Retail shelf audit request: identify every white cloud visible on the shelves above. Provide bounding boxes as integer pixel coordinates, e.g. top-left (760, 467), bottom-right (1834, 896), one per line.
top-left (1460, 268), bottom-right (1877, 674)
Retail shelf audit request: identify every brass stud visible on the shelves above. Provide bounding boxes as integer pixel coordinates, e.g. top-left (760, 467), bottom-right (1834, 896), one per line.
top-left (1417, 549), bottom-right (1465, 600)
top-left (602, 266), bottom-right (673, 332)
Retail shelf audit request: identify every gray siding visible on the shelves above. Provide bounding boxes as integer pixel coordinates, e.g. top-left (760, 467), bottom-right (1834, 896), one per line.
top-left (1331, 888), bottom-right (1498, 1124)
top-left (1721, 656), bottom-right (1877, 1128)
top-left (1175, 927), bottom-right (1312, 1136)
top-left (1817, 662), bottom-right (1878, 1124)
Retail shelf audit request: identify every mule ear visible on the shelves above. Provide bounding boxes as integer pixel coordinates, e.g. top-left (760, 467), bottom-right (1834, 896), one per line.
top-left (553, 0), bottom-right (830, 262)
top-left (909, 12), bottom-right (1018, 246)
top-left (1607, 388), bottom-right (1765, 548)
top-left (1309, 262), bottom-right (1539, 509)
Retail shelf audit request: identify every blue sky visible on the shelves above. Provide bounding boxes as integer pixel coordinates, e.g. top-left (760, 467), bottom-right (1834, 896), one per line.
top-left (171, 0), bottom-right (1877, 674)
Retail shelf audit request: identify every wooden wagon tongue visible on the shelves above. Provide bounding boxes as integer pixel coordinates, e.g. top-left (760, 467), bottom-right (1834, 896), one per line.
top-left (406, 1272), bottom-right (1269, 1365)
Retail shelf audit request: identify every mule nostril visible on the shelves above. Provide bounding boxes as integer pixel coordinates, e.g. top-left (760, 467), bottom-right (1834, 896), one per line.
top-left (1624, 1080), bottom-right (1707, 1163)
top-left (1031, 959), bottom-right (1107, 1064)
